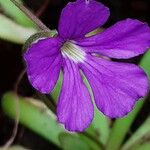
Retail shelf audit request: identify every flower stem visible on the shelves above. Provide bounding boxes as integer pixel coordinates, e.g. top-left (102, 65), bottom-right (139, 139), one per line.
top-left (10, 0), bottom-right (49, 31)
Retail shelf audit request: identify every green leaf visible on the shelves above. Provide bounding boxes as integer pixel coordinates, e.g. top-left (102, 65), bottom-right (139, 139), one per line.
top-left (1, 92), bottom-right (65, 147)
top-left (0, 0), bottom-right (36, 27)
top-left (0, 14), bottom-right (36, 44)
top-left (82, 74), bottom-right (110, 145)
top-left (78, 134), bottom-right (102, 150)
top-left (140, 50), bottom-right (150, 79)
top-left (130, 143), bottom-right (150, 150)
top-left (106, 101), bottom-right (144, 150)
top-left (91, 108), bottom-right (110, 144)
top-left (59, 133), bottom-right (91, 150)
top-left (106, 50), bottom-right (150, 150)
top-left (50, 71), bottom-right (63, 101)
top-left (122, 117), bottom-right (150, 150)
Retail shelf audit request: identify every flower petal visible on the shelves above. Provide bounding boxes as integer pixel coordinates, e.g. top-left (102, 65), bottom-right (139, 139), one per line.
top-left (57, 58), bottom-right (94, 131)
top-left (58, 0), bottom-right (109, 39)
top-left (24, 37), bottom-right (63, 93)
top-left (80, 55), bottom-right (149, 118)
top-left (76, 19), bottom-right (150, 59)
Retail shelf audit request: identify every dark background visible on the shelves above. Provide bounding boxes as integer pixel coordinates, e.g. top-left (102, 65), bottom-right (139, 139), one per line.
top-left (0, 0), bottom-right (150, 149)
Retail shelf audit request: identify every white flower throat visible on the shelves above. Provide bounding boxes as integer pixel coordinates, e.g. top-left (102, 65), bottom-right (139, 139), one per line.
top-left (61, 41), bottom-right (86, 63)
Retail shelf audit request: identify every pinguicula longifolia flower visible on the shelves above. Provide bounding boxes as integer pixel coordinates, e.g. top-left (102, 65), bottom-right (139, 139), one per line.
top-left (24, 0), bottom-right (150, 132)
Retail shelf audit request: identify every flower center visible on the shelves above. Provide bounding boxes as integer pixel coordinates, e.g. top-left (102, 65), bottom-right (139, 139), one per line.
top-left (61, 41), bottom-right (86, 63)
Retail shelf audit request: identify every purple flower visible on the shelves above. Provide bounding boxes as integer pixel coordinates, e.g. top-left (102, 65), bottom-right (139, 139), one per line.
top-left (24, 0), bottom-right (150, 132)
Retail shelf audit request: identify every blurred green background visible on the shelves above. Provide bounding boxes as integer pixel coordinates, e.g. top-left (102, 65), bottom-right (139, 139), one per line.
top-left (0, 0), bottom-right (150, 150)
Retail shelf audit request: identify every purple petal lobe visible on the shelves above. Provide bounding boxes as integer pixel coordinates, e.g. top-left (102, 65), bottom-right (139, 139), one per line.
top-left (80, 55), bottom-right (149, 118)
top-left (76, 19), bottom-right (150, 59)
top-left (58, 0), bottom-right (109, 39)
top-left (24, 37), bottom-right (62, 94)
top-left (57, 59), bottom-right (94, 132)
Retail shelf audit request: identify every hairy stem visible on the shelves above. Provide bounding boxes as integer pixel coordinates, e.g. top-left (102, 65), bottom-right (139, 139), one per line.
top-left (10, 0), bottom-right (49, 31)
